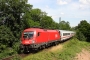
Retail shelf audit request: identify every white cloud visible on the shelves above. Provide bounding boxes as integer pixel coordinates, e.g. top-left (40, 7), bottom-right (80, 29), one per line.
top-left (57, 0), bottom-right (72, 5)
top-left (71, 3), bottom-right (79, 10)
top-left (60, 12), bottom-right (64, 15)
top-left (28, 0), bottom-right (44, 4)
top-left (79, 4), bottom-right (85, 9)
top-left (45, 5), bottom-right (50, 9)
top-left (79, 0), bottom-right (90, 5)
top-left (57, 0), bottom-right (68, 5)
top-left (79, 0), bottom-right (90, 9)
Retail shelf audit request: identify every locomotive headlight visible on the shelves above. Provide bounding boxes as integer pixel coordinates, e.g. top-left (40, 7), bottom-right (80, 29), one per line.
top-left (32, 40), bottom-right (35, 43)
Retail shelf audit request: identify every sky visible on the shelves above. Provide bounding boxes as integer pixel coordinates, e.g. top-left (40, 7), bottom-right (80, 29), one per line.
top-left (28, 0), bottom-right (90, 27)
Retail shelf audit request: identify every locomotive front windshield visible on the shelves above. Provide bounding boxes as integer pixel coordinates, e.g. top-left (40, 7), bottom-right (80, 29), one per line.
top-left (23, 31), bottom-right (34, 39)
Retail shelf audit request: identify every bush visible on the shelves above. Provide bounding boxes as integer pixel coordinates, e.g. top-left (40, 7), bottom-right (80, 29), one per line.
top-left (0, 44), bottom-right (6, 53)
top-left (12, 42), bottom-right (21, 53)
top-left (0, 25), bottom-right (16, 53)
top-left (76, 30), bottom-right (86, 41)
top-left (11, 55), bottom-right (21, 60)
top-left (0, 48), bottom-right (15, 59)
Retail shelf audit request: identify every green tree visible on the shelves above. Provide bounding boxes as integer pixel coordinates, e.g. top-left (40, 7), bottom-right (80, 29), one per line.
top-left (30, 9), bottom-right (43, 22)
top-left (0, 0), bottom-right (32, 38)
top-left (51, 21), bottom-right (59, 29)
top-left (0, 25), bottom-right (15, 52)
top-left (23, 8), bottom-right (47, 28)
top-left (0, 0), bottom-right (33, 54)
top-left (76, 20), bottom-right (90, 42)
top-left (59, 20), bottom-right (71, 30)
top-left (40, 16), bottom-right (54, 29)
top-left (76, 30), bottom-right (86, 41)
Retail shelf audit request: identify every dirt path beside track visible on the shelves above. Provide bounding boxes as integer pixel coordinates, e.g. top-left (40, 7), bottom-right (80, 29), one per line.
top-left (75, 49), bottom-right (90, 60)
top-left (48, 44), bottom-right (63, 52)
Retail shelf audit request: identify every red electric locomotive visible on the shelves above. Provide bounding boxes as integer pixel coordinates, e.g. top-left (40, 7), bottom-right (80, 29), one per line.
top-left (20, 28), bottom-right (61, 51)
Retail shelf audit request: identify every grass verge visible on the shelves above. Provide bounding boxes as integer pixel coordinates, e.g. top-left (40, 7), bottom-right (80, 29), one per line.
top-left (22, 38), bottom-right (90, 60)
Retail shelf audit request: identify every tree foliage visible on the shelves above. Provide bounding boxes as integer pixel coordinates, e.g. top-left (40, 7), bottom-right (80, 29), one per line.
top-left (0, 25), bottom-right (15, 53)
top-left (41, 16), bottom-right (54, 29)
top-left (0, 0), bottom-right (32, 55)
top-left (76, 20), bottom-right (90, 42)
top-left (59, 20), bottom-right (71, 30)
top-left (76, 30), bottom-right (86, 41)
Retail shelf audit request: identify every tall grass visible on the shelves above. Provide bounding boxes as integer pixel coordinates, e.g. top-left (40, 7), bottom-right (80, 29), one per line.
top-left (0, 48), bottom-right (16, 59)
top-left (22, 38), bottom-right (90, 60)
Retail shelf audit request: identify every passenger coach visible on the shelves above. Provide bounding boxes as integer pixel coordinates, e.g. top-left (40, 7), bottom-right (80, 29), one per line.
top-left (59, 30), bottom-right (75, 41)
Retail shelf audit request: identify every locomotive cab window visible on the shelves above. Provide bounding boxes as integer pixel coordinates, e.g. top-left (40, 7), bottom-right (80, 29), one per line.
top-left (23, 31), bottom-right (34, 39)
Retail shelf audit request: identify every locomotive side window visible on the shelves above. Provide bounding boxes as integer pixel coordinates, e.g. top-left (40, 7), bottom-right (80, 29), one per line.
top-left (37, 32), bottom-right (40, 36)
top-left (23, 31), bottom-right (34, 39)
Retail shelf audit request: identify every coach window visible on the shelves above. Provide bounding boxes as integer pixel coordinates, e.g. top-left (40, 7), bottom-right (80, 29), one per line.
top-left (67, 33), bottom-right (70, 35)
top-left (63, 33), bottom-right (70, 36)
top-left (63, 33), bottom-right (66, 36)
